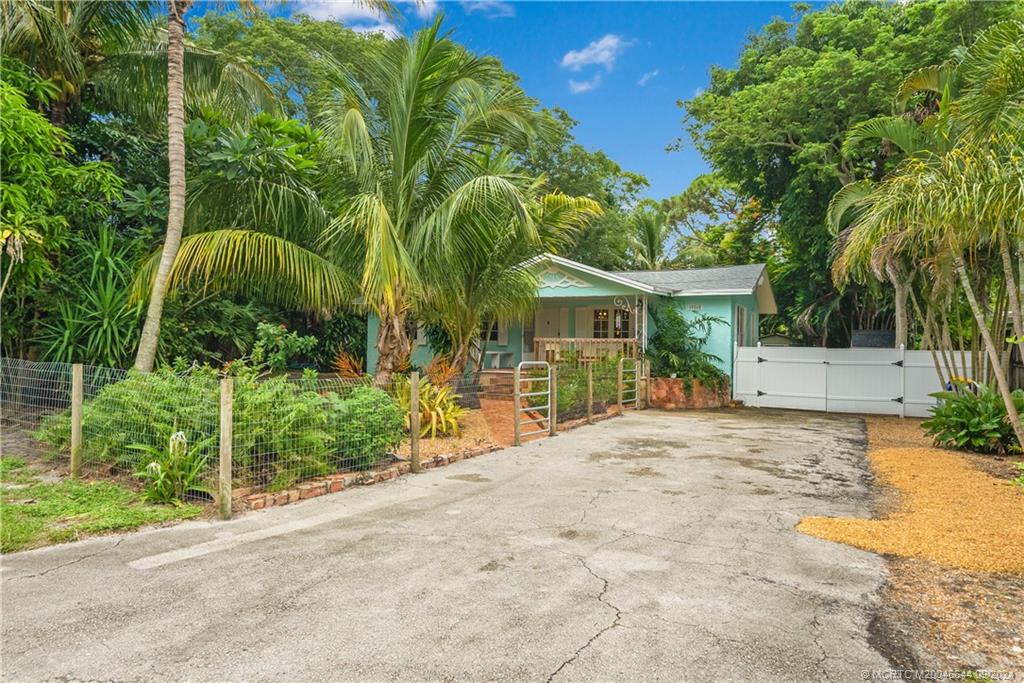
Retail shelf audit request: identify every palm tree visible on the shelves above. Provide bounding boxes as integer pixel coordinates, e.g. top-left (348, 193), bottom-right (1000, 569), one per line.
top-left (418, 152), bottom-right (601, 372)
top-left (315, 19), bottom-right (547, 383)
top-left (130, 20), bottom-right (551, 383)
top-left (629, 200), bottom-right (670, 270)
top-left (0, 0), bottom-right (152, 125)
top-left (133, 0), bottom-right (285, 372)
top-left (831, 20), bottom-right (1024, 445)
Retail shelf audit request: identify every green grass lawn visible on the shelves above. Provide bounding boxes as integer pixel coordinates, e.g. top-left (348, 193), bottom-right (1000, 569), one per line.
top-left (0, 457), bottom-right (202, 553)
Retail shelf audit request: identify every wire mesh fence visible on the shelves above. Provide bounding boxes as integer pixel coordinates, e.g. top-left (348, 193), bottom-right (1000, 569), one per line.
top-left (3, 355), bottom-right (638, 514)
top-left (1, 358), bottom-right (72, 433)
top-left (230, 374), bottom-right (404, 493)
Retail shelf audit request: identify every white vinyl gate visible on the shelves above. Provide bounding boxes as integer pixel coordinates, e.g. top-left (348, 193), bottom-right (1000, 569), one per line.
top-left (733, 344), bottom-right (965, 418)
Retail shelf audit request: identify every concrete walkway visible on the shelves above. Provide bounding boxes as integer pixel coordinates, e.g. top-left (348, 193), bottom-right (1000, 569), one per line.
top-left (1, 409), bottom-right (889, 681)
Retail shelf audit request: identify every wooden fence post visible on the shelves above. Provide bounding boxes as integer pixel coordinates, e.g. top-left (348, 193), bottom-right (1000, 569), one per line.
top-left (644, 359), bottom-right (652, 408)
top-left (218, 377), bottom-right (233, 521)
top-left (410, 371), bottom-right (421, 472)
top-left (586, 363), bottom-right (593, 423)
top-left (616, 357), bottom-right (624, 413)
top-left (549, 364), bottom-right (557, 436)
top-left (70, 363), bottom-right (83, 479)
top-left (513, 365), bottom-right (522, 446)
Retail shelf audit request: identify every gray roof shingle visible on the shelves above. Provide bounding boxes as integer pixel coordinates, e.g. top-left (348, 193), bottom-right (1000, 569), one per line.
top-left (614, 264), bottom-right (767, 295)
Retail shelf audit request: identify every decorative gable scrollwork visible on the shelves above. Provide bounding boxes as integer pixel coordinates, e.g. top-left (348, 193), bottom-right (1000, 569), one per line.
top-left (539, 267), bottom-right (590, 289)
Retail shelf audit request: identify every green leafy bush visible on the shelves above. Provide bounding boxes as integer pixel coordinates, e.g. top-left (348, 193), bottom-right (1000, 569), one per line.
top-left (330, 386), bottom-right (405, 469)
top-left (922, 384), bottom-right (1024, 454)
top-left (37, 367), bottom-right (405, 493)
top-left (36, 368), bottom-right (219, 470)
top-left (646, 308), bottom-right (727, 390)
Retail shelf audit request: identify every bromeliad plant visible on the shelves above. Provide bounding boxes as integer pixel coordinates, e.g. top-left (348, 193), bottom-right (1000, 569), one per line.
top-left (923, 382), bottom-right (1024, 454)
top-left (395, 377), bottom-right (466, 439)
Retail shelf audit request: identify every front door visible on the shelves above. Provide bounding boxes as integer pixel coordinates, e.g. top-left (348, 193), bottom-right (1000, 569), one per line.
top-left (535, 308), bottom-right (562, 337)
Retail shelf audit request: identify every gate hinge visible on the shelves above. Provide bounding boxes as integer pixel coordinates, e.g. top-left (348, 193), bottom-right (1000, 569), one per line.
top-left (891, 396), bottom-right (904, 403)
top-left (756, 390), bottom-right (767, 397)
top-left (757, 356), bottom-right (766, 363)
top-left (891, 360), bottom-right (904, 367)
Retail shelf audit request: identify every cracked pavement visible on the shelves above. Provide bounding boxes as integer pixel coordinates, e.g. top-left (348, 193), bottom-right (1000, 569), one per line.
top-left (1, 409), bottom-right (889, 681)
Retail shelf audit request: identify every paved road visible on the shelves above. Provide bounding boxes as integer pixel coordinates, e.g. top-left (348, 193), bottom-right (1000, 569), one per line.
top-left (2, 409), bottom-right (889, 681)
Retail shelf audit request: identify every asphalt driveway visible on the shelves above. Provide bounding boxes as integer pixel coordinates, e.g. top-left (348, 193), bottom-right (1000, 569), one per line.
top-left (1, 409), bottom-right (889, 681)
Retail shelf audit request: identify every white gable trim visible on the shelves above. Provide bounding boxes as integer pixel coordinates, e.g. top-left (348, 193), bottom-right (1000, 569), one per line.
top-left (525, 253), bottom-right (668, 295)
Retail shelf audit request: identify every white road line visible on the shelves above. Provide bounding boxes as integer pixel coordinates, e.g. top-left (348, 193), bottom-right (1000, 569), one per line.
top-left (129, 487), bottom-right (432, 570)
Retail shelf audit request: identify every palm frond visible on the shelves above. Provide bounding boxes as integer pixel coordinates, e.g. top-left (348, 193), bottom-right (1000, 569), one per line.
top-left (132, 229), bottom-right (355, 313)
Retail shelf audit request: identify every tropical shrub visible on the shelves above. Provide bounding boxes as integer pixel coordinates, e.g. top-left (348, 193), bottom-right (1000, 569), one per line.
top-left (332, 350), bottom-right (364, 378)
top-left (249, 322), bottom-right (317, 372)
top-left (131, 432), bottom-right (214, 504)
top-left (36, 368), bottom-right (220, 470)
top-left (328, 387), bottom-right (405, 467)
top-left (922, 384), bottom-right (1024, 454)
top-left (37, 365), bottom-right (406, 492)
top-left (647, 308), bottom-right (727, 390)
top-left (425, 355), bottom-right (459, 387)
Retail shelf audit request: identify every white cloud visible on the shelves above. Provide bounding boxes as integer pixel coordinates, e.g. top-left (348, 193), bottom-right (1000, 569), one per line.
top-left (351, 22), bottom-right (402, 38)
top-left (460, 0), bottom-right (514, 19)
top-left (560, 34), bottom-right (628, 72)
top-left (293, 1), bottom-right (402, 38)
top-left (638, 69), bottom-right (659, 87)
top-left (293, 0), bottom-right (384, 21)
top-left (406, 0), bottom-right (439, 19)
top-left (568, 75), bottom-right (601, 94)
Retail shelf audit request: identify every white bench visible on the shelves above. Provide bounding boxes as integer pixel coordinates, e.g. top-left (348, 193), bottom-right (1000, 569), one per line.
top-left (484, 351), bottom-right (515, 369)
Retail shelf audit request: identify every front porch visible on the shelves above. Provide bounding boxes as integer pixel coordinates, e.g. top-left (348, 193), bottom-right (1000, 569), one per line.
top-left (532, 337), bottom-right (638, 363)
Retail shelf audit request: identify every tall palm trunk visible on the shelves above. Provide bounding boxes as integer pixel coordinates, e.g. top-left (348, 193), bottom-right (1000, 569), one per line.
top-left (134, 0), bottom-right (193, 372)
top-left (954, 256), bottom-right (1024, 446)
top-left (998, 228), bottom-right (1024, 350)
top-left (885, 259), bottom-right (909, 349)
top-left (374, 308), bottom-right (412, 387)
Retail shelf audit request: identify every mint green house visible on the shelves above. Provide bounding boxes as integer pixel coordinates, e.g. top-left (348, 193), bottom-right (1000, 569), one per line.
top-left (365, 254), bottom-right (776, 381)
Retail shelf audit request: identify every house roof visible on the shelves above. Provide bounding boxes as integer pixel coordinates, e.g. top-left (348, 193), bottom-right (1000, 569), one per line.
top-left (528, 254), bottom-right (777, 314)
top-left (615, 264), bottom-right (768, 296)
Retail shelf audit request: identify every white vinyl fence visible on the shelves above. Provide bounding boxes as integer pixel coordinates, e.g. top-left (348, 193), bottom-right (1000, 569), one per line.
top-left (733, 344), bottom-right (963, 418)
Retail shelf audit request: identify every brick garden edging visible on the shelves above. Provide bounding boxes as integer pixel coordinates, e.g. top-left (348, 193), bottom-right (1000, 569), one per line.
top-left (236, 443), bottom-right (503, 511)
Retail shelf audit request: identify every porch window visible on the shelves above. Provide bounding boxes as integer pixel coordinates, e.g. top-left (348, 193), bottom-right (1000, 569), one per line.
top-left (593, 309), bottom-right (609, 339)
top-left (480, 319), bottom-right (499, 342)
top-left (613, 309), bottom-right (631, 339)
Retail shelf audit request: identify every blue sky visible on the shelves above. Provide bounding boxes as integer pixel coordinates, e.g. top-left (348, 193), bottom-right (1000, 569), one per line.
top-left (288, 1), bottom-right (806, 200)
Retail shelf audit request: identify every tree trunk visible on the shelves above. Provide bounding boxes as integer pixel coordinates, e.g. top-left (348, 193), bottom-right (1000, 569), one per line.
top-left (885, 259), bottom-right (909, 349)
top-left (134, 0), bottom-right (193, 372)
top-left (998, 228), bottom-right (1024, 350)
top-left (954, 256), bottom-right (1024, 447)
top-left (373, 308), bottom-right (412, 387)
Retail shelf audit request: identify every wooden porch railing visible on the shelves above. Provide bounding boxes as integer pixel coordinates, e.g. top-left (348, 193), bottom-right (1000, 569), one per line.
top-left (533, 337), bottom-right (637, 363)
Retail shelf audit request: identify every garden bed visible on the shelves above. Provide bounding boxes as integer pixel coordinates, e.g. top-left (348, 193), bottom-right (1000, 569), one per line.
top-left (799, 417), bottom-right (1024, 673)
top-left (648, 377), bottom-right (729, 410)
